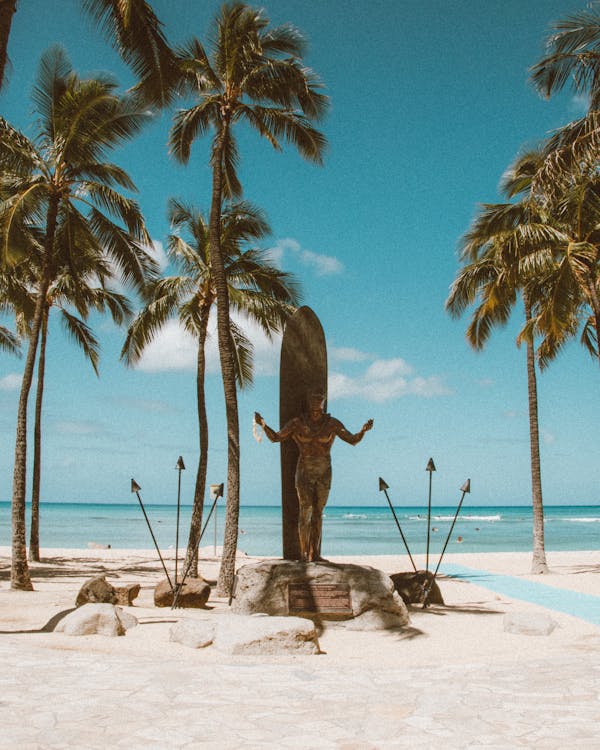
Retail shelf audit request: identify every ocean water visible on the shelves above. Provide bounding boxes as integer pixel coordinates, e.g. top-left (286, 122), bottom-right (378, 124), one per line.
top-left (0, 502), bottom-right (598, 557)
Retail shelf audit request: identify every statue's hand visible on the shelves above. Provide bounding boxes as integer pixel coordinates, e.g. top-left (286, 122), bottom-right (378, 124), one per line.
top-left (254, 412), bottom-right (265, 427)
top-left (363, 419), bottom-right (374, 432)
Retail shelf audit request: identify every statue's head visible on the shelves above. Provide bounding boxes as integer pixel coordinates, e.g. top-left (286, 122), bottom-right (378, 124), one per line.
top-left (307, 392), bottom-right (326, 420)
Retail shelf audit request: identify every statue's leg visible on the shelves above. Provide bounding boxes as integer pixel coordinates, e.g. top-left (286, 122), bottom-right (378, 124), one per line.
top-left (295, 464), bottom-right (313, 562)
top-left (310, 463), bottom-right (332, 561)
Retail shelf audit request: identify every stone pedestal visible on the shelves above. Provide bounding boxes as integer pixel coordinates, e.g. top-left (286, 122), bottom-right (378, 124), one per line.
top-left (230, 560), bottom-right (409, 630)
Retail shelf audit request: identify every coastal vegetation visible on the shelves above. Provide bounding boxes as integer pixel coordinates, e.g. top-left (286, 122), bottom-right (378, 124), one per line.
top-left (0, 2), bottom-right (598, 589)
top-left (448, 7), bottom-right (600, 572)
top-left (121, 198), bottom-right (300, 579)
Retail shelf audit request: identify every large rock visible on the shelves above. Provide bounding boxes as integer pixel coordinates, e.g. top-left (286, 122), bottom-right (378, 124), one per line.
top-left (503, 611), bottom-right (558, 636)
top-left (114, 583), bottom-right (141, 606)
top-left (169, 614), bottom-right (320, 654)
top-left (231, 560), bottom-right (409, 629)
top-left (170, 619), bottom-right (216, 649)
top-left (54, 604), bottom-right (138, 637)
top-left (390, 570), bottom-right (444, 606)
top-left (154, 578), bottom-right (211, 608)
top-left (75, 576), bottom-right (118, 607)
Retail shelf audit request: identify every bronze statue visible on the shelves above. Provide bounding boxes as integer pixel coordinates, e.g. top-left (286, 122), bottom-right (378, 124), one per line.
top-left (255, 394), bottom-right (373, 562)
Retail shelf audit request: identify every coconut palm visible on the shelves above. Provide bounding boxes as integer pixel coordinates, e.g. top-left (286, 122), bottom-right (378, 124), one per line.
top-left (530, 8), bottom-right (600, 190)
top-left (1, 1), bottom-right (177, 104)
top-left (502, 148), bottom-right (600, 369)
top-left (0, 46), bottom-right (156, 589)
top-left (446, 154), bottom-right (566, 574)
top-left (27, 249), bottom-right (132, 561)
top-left (169, 2), bottom-right (327, 595)
top-left (528, 168), bottom-right (600, 368)
top-left (530, 6), bottom-right (600, 110)
top-left (122, 198), bottom-right (300, 579)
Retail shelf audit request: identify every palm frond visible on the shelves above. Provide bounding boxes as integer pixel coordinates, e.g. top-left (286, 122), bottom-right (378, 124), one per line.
top-left (0, 324), bottom-right (21, 355)
top-left (82, 0), bottom-right (180, 108)
top-left (59, 309), bottom-right (100, 375)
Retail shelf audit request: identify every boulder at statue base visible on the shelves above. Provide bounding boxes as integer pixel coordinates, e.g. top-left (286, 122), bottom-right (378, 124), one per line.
top-left (54, 604), bottom-right (138, 636)
top-left (231, 560), bottom-right (409, 629)
top-left (390, 570), bottom-right (444, 606)
top-left (154, 578), bottom-right (211, 608)
top-left (75, 576), bottom-right (118, 607)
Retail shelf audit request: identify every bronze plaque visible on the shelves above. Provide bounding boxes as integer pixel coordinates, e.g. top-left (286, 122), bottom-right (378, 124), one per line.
top-left (288, 582), bottom-right (352, 617)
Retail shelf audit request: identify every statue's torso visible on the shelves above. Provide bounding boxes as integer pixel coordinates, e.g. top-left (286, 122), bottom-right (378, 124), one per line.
top-left (290, 414), bottom-right (339, 458)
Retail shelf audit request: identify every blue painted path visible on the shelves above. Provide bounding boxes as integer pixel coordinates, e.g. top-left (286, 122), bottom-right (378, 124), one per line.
top-left (440, 563), bottom-right (600, 627)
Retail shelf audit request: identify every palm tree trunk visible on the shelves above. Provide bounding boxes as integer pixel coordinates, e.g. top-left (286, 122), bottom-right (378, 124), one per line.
top-left (0, 0), bottom-right (17, 90)
top-left (524, 292), bottom-right (548, 574)
top-left (29, 304), bottom-right (49, 562)
top-left (183, 304), bottom-right (210, 578)
top-left (11, 194), bottom-right (57, 590)
top-left (210, 127), bottom-right (241, 597)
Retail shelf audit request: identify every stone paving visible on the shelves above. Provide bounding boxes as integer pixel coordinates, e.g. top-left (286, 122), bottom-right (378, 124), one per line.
top-left (1, 631), bottom-right (600, 749)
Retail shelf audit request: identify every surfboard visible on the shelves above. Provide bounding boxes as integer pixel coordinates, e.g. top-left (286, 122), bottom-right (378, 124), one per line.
top-left (279, 306), bottom-right (328, 560)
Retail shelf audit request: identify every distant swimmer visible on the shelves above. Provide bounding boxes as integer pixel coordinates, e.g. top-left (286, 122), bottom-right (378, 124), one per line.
top-left (432, 526), bottom-right (438, 532)
top-left (457, 536), bottom-right (463, 543)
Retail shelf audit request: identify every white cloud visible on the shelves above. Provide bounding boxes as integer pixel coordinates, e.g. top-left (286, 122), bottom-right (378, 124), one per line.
top-left (0, 373), bottom-right (22, 391)
top-left (144, 239), bottom-right (169, 271)
top-left (541, 429), bottom-right (555, 445)
top-left (134, 311), bottom-right (281, 376)
top-left (135, 317), bottom-right (202, 372)
top-left (570, 93), bottom-right (590, 114)
top-left (55, 420), bottom-right (101, 435)
top-left (328, 358), bottom-right (451, 403)
top-left (364, 357), bottom-right (413, 380)
top-left (269, 237), bottom-right (344, 276)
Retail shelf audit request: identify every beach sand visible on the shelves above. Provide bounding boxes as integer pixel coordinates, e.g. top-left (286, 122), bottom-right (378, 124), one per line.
top-left (1, 547), bottom-right (599, 748)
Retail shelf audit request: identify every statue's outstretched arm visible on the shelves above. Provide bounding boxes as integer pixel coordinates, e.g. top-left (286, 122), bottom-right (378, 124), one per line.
top-left (335, 418), bottom-right (374, 445)
top-left (254, 412), bottom-right (295, 443)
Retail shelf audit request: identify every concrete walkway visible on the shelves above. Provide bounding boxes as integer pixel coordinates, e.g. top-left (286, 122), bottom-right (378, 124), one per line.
top-left (1, 630), bottom-right (600, 748)
top-left (441, 563), bottom-right (600, 626)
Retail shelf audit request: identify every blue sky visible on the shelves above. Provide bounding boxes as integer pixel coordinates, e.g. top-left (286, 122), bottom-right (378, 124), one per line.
top-left (0, 0), bottom-right (598, 509)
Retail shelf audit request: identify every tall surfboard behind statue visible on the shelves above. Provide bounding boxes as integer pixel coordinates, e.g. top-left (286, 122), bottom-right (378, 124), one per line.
top-left (279, 306), bottom-right (328, 560)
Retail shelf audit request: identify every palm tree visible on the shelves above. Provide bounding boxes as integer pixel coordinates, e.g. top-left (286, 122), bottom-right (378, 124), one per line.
top-left (122, 198), bottom-right (300, 579)
top-left (530, 6), bottom-right (600, 110)
top-left (0, 46), bottom-right (156, 589)
top-left (528, 167), bottom-right (600, 369)
top-left (530, 7), bottom-right (600, 191)
top-left (1, 1), bottom-right (177, 104)
top-left (169, 2), bottom-right (327, 595)
top-left (27, 246), bottom-right (132, 561)
top-left (446, 154), bottom-right (564, 574)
